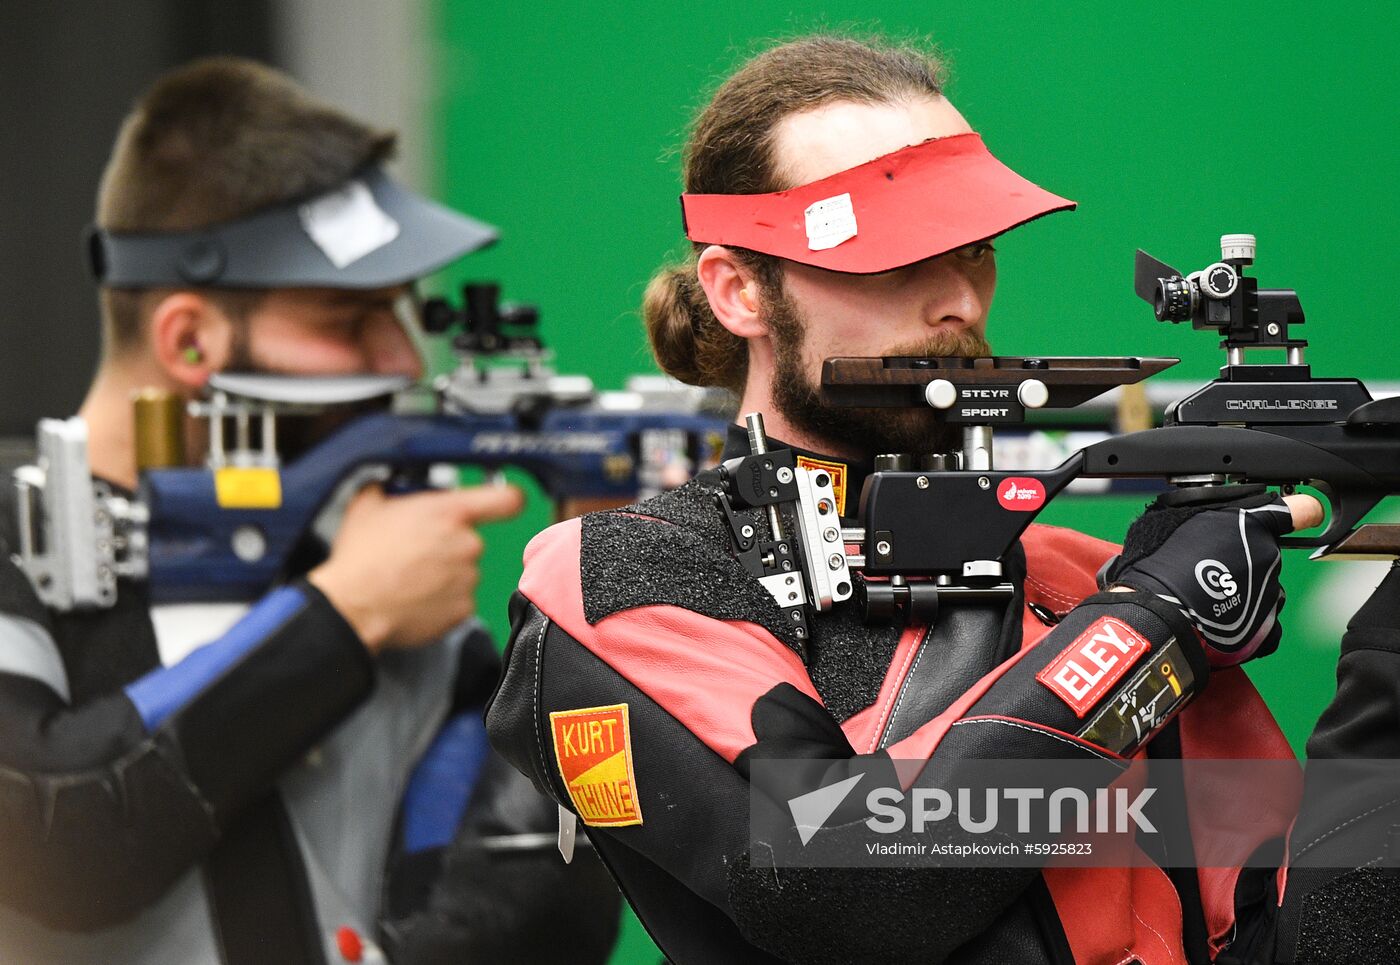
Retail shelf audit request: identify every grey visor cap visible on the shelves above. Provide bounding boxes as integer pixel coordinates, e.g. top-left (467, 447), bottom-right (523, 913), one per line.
top-left (88, 167), bottom-right (498, 289)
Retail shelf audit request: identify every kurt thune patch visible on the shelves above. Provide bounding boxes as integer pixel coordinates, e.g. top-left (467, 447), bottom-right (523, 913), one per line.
top-left (549, 703), bottom-right (643, 827)
top-left (1035, 616), bottom-right (1151, 718)
top-left (796, 455), bottom-right (848, 516)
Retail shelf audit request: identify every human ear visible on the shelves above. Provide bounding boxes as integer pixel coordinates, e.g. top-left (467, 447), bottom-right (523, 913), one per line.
top-left (148, 292), bottom-right (235, 389)
top-left (695, 246), bottom-right (768, 339)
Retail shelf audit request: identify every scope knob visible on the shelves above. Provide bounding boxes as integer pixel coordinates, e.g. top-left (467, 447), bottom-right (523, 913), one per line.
top-left (1017, 378), bottom-right (1049, 409)
top-left (924, 379), bottom-right (958, 409)
top-left (1200, 262), bottom-right (1239, 299)
top-left (1220, 233), bottom-right (1256, 264)
top-left (420, 297), bottom-right (456, 334)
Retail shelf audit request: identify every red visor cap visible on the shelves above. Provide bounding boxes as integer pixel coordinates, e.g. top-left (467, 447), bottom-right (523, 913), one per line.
top-left (680, 132), bottom-right (1075, 274)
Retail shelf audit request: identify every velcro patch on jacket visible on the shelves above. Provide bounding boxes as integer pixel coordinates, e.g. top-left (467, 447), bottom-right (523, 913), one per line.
top-left (549, 704), bottom-right (643, 827)
top-left (1035, 616), bottom-right (1150, 718)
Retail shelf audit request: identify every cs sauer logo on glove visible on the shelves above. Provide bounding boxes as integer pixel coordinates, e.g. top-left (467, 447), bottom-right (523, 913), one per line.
top-left (1195, 558), bottom-right (1241, 615)
top-left (550, 704), bottom-right (643, 827)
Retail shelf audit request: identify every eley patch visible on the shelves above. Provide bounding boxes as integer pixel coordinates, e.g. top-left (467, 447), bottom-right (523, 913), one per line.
top-left (1036, 617), bottom-right (1151, 718)
top-left (796, 455), bottom-right (848, 516)
top-left (549, 704), bottom-right (643, 827)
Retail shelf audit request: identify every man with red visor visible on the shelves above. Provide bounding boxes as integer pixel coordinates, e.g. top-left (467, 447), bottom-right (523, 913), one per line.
top-left (488, 36), bottom-right (1400, 963)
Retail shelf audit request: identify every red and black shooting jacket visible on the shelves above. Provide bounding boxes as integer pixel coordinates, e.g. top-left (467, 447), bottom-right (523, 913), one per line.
top-left (486, 444), bottom-right (1300, 965)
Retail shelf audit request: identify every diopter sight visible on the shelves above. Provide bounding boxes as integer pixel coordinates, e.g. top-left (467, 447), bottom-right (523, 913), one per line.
top-left (1134, 234), bottom-right (1307, 367)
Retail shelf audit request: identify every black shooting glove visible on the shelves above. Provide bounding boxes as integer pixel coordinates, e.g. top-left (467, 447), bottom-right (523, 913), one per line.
top-left (1101, 485), bottom-right (1294, 667)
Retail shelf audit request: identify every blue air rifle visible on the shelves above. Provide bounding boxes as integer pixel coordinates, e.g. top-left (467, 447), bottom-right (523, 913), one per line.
top-left (716, 234), bottom-right (1400, 628)
top-left (15, 284), bottom-right (729, 607)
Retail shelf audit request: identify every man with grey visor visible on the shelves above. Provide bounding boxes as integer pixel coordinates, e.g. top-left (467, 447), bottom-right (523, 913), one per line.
top-left (0, 58), bottom-right (618, 964)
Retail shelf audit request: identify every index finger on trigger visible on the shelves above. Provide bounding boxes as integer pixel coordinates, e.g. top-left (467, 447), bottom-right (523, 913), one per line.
top-left (1282, 493), bottom-right (1325, 533)
top-left (442, 483), bottom-right (527, 524)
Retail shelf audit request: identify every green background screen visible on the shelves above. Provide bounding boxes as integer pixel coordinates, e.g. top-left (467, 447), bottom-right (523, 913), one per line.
top-left (426, 5), bottom-right (1400, 959)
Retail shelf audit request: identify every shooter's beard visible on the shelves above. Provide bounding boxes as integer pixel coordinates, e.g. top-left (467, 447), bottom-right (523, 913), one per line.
top-left (766, 288), bottom-right (992, 459)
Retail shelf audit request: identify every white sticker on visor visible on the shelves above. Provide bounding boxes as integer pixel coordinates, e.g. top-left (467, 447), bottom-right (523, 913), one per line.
top-left (299, 179), bottom-right (401, 269)
top-left (804, 192), bottom-right (858, 251)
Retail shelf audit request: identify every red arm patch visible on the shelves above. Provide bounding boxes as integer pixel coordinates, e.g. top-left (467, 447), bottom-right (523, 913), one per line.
top-left (1035, 616), bottom-right (1151, 718)
top-left (550, 703), bottom-right (643, 827)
